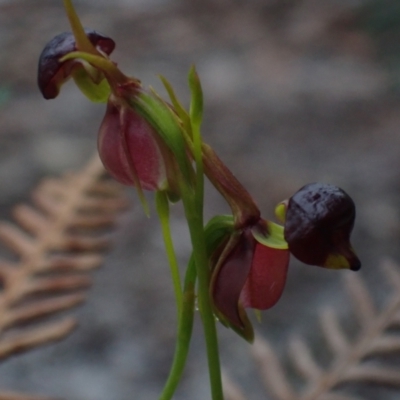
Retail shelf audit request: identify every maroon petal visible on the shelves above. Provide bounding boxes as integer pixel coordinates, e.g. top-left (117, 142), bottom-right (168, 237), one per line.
top-left (211, 230), bottom-right (255, 330)
top-left (38, 30), bottom-right (115, 99)
top-left (98, 100), bottom-right (167, 191)
top-left (241, 244), bottom-right (289, 310)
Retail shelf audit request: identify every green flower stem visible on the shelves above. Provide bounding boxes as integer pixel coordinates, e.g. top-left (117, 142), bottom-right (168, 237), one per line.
top-left (156, 191), bottom-right (183, 315)
top-left (188, 66), bottom-right (204, 213)
top-left (191, 114), bottom-right (204, 213)
top-left (184, 68), bottom-right (223, 400)
top-left (159, 258), bottom-right (197, 400)
top-left (182, 196), bottom-right (223, 400)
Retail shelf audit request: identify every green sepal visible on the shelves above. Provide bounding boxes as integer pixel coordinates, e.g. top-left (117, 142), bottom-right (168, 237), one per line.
top-left (132, 91), bottom-right (195, 188)
top-left (159, 75), bottom-right (191, 131)
top-left (188, 66), bottom-right (203, 132)
top-left (188, 66), bottom-right (205, 209)
top-left (252, 221), bottom-right (288, 250)
top-left (63, 0), bottom-right (98, 55)
top-left (72, 69), bottom-right (111, 103)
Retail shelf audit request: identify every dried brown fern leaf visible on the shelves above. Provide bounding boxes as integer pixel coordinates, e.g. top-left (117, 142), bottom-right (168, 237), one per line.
top-left (224, 260), bottom-right (400, 400)
top-left (0, 391), bottom-right (58, 400)
top-left (0, 153), bottom-right (128, 362)
top-left (222, 369), bottom-right (248, 400)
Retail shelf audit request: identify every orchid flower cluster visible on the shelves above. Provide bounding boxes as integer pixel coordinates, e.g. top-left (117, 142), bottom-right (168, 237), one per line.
top-left (37, 1), bottom-right (361, 399)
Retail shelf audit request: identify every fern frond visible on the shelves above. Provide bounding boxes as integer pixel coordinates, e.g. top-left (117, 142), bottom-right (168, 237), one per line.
top-left (0, 153), bottom-right (127, 361)
top-left (250, 335), bottom-right (295, 400)
top-left (224, 260), bottom-right (400, 400)
top-left (288, 336), bottom-right (323, 382)
top-left (222, 370), bottom-right (247, 400)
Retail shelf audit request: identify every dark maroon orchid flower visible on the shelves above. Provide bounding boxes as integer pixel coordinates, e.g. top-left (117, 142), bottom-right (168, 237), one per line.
top-left (209, 183), bottom-right (360, 342)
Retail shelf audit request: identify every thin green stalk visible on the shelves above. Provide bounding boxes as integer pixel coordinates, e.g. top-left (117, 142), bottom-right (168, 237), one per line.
top-left (189, 67), bottom-right (204, 213)
top-left (159, 258), bottom-right (197, 400)
top-left (156, 191), bottom-right (183, 315)
top-left (183, 67), bottom-right (223, 400)
top-left (159, 66), bottom-right (223, 399)
top-left (182, 196), bottom-right (223, 400)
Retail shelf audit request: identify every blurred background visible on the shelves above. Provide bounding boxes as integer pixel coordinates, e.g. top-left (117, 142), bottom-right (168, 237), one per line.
top-left (1, 0), bottom-right (400, 399)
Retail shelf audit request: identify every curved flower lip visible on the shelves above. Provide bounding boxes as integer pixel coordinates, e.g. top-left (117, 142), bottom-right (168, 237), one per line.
top-left (38, 30), bottom-right (115, 99)
top-left (283, 182), bottom-right (361, 271)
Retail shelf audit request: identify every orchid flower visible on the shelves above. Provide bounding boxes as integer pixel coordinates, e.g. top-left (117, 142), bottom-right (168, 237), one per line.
top-left (206, 183), bottom-right (360, 342)
top-left (37, 2), bottom-right (362, 399)
top-left (37, 0), bottom-right (192, 211)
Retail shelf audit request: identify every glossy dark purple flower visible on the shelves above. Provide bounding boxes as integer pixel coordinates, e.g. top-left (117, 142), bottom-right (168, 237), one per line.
top-left (281, 183), bottom-right (361, 271)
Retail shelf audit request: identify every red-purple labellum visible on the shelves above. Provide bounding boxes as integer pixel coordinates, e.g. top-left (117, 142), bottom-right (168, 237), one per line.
top-left (38, 30), bottom-right (115, 99)
top-left (241, 244), bottom-right (289, 310)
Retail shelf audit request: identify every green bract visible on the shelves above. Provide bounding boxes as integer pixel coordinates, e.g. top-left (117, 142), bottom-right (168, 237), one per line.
top-left (131, 92), bottom-right (195, 190)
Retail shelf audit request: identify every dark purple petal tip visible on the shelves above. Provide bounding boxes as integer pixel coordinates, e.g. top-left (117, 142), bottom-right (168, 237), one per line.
top-left (38, 30), bottom-right (115, 99)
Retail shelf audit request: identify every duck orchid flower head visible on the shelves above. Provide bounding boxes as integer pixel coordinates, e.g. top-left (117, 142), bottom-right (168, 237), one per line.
top-left (278, 182), bottom-right (361, 271)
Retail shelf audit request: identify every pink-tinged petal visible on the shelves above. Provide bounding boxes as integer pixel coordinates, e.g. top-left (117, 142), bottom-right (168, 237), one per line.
top-left (241, 244), bottom-right (289, 310)
top-left (211, 230), bottom-right (255, 330)
top-left (98, 100), bottom-right (167, 191)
